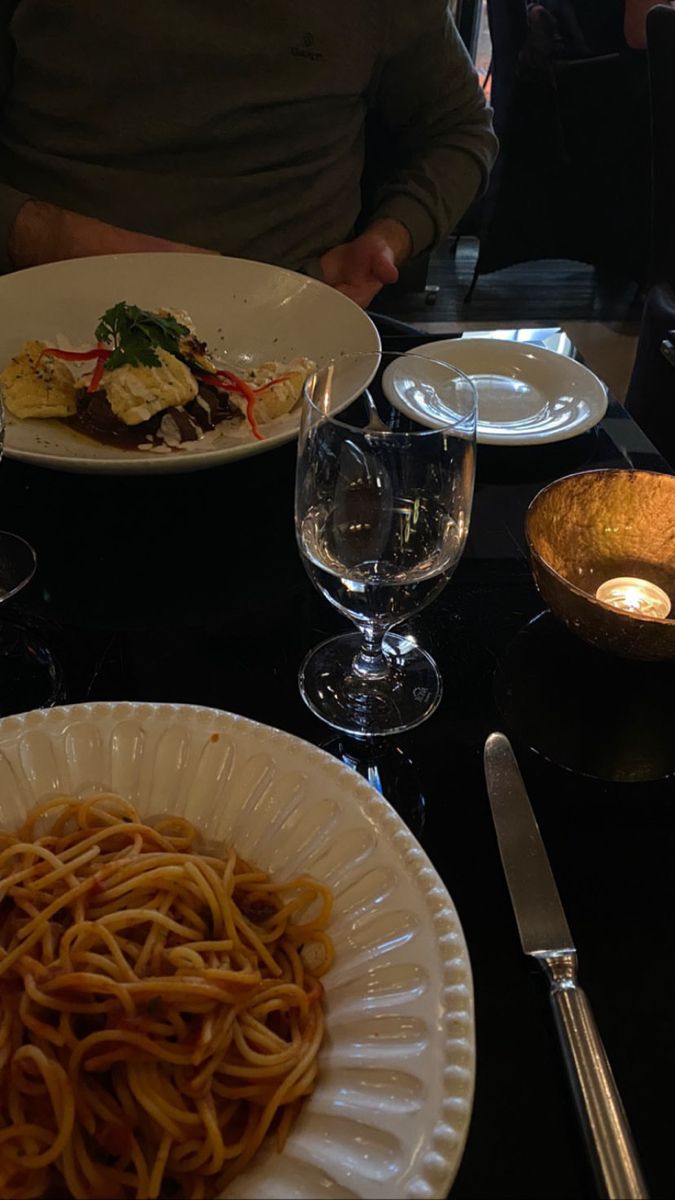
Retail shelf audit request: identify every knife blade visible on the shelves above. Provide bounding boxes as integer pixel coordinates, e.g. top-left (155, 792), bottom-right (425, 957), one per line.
top-left (484, 732), bottom-right (648, 1200)
top-left (484, 730), bottom-right (574, 958)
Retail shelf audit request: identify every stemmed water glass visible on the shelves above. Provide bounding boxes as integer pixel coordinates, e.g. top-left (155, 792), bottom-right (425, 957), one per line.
top-left (295, 350), bottom-right (477, 738)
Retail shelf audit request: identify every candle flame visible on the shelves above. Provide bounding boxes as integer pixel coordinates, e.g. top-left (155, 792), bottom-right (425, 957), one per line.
top-left (595, 577), bottom-right (671, 619)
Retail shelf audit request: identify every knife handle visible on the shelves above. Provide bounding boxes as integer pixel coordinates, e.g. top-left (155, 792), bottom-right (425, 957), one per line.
top-left (541, 953), bottom-right (648, 1199)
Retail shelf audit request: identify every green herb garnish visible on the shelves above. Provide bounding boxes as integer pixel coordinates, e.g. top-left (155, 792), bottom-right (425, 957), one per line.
top-left (94, 302), bottom-right (190, 371)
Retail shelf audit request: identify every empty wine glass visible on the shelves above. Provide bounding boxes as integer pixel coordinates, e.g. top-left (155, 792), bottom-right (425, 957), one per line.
top-left (0, 395), bottom-right (36, 602)
top-left (295, 350), bottom-right (476, 738)
top-left (0, 393), bottom-right (62, 715)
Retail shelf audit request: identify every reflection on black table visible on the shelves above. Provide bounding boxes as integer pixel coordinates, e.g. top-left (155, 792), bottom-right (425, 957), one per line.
top-left (0, 333), bottom-right (671, 1200)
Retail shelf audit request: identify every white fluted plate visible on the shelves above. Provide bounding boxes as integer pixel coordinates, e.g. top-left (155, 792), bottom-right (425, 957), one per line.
top-left (0, 702), bottom-right (474, 1199)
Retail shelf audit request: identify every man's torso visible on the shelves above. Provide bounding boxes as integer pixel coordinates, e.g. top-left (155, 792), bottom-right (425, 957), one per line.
top-left (2, 1), bottom-right (386, 266)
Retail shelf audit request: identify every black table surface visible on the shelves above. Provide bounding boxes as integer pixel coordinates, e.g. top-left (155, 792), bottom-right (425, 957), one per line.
top-left (1, 327), bottom-right (673, 1200)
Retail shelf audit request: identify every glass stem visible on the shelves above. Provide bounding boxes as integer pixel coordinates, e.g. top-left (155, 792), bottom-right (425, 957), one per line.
top-left (351, 623), bottom-right (391, 683)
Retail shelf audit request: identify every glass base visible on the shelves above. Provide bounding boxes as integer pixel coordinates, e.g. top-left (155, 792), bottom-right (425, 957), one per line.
top-left (299, 631), bottom-right (441, 738)
top-left (0, 616), bottom-right (65, 718)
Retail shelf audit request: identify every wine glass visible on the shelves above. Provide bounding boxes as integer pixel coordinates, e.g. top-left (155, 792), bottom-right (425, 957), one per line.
top-left (0, 395), bottom-right (36, 601)
top-left (0, 394), bottom-right (62, 715)
top-left (295, 350), bottom-right (476, 738)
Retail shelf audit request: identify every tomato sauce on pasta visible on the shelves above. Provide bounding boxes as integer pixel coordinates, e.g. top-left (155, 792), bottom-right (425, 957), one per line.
top-left (0, 795), bottom-right (333, 1199)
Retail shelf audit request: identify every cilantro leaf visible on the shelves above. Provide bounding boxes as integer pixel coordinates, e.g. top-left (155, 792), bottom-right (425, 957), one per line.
top-left (95, 302), bottom-right (190, 372)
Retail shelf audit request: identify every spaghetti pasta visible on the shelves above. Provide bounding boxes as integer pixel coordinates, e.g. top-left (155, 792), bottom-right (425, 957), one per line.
top-left (0, 794), bottom-right (333, 1199)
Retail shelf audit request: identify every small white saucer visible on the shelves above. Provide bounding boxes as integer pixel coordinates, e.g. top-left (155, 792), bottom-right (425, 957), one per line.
top-left (383, 338), bottom-right (608, 446)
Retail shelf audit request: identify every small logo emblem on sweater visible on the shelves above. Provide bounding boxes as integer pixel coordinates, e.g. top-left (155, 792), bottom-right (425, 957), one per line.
top-left (291, 31), bottom-right (323, 60)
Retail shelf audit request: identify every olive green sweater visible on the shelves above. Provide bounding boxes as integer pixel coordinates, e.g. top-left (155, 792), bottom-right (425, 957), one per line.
top-left (0, 1), bottom-right (497, 273)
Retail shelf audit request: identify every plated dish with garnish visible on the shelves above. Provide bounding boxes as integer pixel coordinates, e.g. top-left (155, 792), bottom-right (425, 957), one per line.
top-left (0, 701), bottom-right (475, 1199)
top-left (1, 301), bottom-right (316, 452)
top-left (0, 254), bottom-right (380, 474)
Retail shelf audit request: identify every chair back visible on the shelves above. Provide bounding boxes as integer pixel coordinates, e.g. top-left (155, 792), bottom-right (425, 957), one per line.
top-left (486, 0), bottom-right (528, 143)
top-left (647, 5), bottom-right (675, 284)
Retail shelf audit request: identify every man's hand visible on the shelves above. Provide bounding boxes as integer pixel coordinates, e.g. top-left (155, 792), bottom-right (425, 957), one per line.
top-left (319, 218), bottom-right (412, 308)
top-left (9, 200), bottom-right (217, 269)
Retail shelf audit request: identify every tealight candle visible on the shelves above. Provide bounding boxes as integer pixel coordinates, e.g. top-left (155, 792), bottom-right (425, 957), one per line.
top-left (595, 576), bottom-right (672, 619)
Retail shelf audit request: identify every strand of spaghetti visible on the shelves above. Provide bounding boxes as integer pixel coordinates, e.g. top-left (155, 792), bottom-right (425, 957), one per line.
top-left (60, 1133), bottom-right (91, 1200)
top-left (265, 883), bottom-right (333, 935)
top-left (71, 1027), bottom-right (209, 1069)
top-left (231, 1021), bottom-right (299, 1068)
top-left (60, 921), bottom-right (139, 981)
top-left (76, 793), bottom-right (139, 827)
top-left (197, 854), bottom-right (242, 948)
top-left (6, 1088), bottom-right (29, 1146)
top-left (231, 908), bottom-right (283, 976)
top-left (78, 1078), bottom-right (128, 1128)
top-left (134, 890), bottom-right (173, 977)
top-left (88, 862), bottom-right (200, 900)
top-left (211, 1079), bottom-right (276, 1099)
top-left (73, 948), bottom-right (137, 978)
top-left (97, 908), bottom-right (205, 940)
top-left (167, 945), bottom-right (211, 972)
top-left (136, 1061), bottom-right (204, 1125)
top-left (67, 1121), bottom-right (134, 1200)
top-left (20, 983), bottom-right (66, 1044)
top-left (148, 1130), bottom-right (173, 1199)
top-left (277, 939), bottom-right (306, 988)
top-left (85, 848), bottom-right (223, 883)
top-left (88, 882), bottom-right (213, 921)
top-left (110, 1062), bottom-right (139, 1122)
top-left (238, 1012), bottom-right (295, 1052)
top-left (185, 1008), bottom-right (238, 1089)
top-left (0, 1125), bottom-right (53, 1148)
top-left (275, 1097), bottom-right (300, 1151)
top-left (0, 840), bottom-right (65, 875)
top-left (57, 821), bottom-right (179, 860)
top-left (23, 845), bottom-right (101, 891)
top-left (26, 981), bottom-right (120, 1017)
top-left (169, 1105), bottom-right (248, 1173)
top-left (225, 1007), bottom-right (325, 1178)
top-left (40, 972), bottom-right (137, 1015)
top-left (10, 1046), bottom-right (74, 1168)
top-left (0, 877), bottom-right (94, 976)
top-left (196, 1095), bottom-right (227, 1174)
top-left (184, 860), bottom-right (225, 938)
top-left (16, 795), bottom-right (83, 838)
top-left (67, 1122), bottom-right (118, 1196)
top-left (173, 938), bottom-right (235, 955)
top-left (152, 813), bottom-right (196, 836)
top-left (126, 1062), bottom-right (184, 1139)
top-left (169, 895), bottom-right (210, 935)
top-left (128, 1133), bottom-right (152, 1199)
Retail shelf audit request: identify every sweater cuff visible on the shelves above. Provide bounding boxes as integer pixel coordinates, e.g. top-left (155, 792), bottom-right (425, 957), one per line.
top-left (0, 185), bottom-right (31, 274)
top-left (371, 194), bottom-right (437, 258)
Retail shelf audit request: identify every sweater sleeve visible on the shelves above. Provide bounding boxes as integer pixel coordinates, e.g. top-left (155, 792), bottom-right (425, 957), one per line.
top-left (0, 7), bottom-right (30, 273)
top-left (369, 0), bottom-right (498, 256)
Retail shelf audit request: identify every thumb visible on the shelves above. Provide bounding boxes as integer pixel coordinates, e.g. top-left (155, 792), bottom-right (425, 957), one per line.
top-left (372, 248), bottom-right (399, 286)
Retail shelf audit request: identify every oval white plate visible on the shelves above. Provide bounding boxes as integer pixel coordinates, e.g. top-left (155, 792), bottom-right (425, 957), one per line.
top-left (0, 254), bottom-right (380, 474)
top-left (0, 702), bottom-right (474, 1199)
top-left (383, 337), bottom-right (608, 445)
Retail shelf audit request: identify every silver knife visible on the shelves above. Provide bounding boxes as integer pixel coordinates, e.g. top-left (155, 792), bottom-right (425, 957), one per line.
top-left (484, 732), bottom-right (648, 1200)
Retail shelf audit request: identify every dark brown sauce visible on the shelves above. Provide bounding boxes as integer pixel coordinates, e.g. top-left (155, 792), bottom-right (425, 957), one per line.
top-left (63, 384), bottom-right (242, 451)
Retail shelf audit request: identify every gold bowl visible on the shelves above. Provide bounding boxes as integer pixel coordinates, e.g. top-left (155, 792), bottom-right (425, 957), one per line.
top-left (525, 469), bottom-right (675, 660)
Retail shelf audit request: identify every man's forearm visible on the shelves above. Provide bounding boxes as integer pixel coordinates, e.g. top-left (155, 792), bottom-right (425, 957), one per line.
top-left (9, 199), bottom-right (59, 269)
top-left (7, 199), bottom-right (218, 268)
top-left (0, 185), bottom-right (32, 273)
